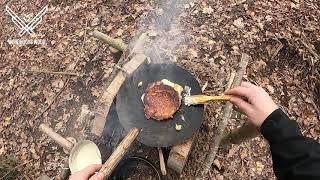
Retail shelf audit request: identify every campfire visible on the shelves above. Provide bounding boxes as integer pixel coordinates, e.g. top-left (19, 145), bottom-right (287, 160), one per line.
top-left (40, 28), bottom-right (250, 179)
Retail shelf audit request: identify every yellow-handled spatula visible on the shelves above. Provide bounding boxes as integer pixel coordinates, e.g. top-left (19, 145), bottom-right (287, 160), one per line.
top-left (160, 80), bottom-right (232, 106)
top-left (184, 95), bottom-right (232, 106)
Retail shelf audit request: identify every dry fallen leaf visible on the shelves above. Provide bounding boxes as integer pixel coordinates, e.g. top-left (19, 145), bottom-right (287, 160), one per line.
top-left (106, 24), bottom-right (113, 32)
top-left (213, 159), bottom-right (221, 170)
top-left (188, 48), bottom-right (198, 58)
top-left (116, 29), bottom-right (124, 37)
top-left (265, 15), bottom-right (273, 22)
top-left (63, 56), bottom-right (71, 65)
top-left (52, 79), bottom-right (64, 90)
top-left (233, 17), bottom-right (245, 29)
top-left (240, 149), bottom-right (248, 159)
top-left (0, 147), bottom-right (4, 155)
top-left (203, 6), bottom-right (214, 14)
top-left (227, 146), bottom-right (238, 158)
top-left (91, 17), bottom-right (100, 26)
top-left (266, 85), bottom-right (275, 94)
top-left (256, 161), bottom-right (265, 174)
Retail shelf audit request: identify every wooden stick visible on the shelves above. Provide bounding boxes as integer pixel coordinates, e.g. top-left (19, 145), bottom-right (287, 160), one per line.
top-left (92, 30), bottom-right (127, 51)
top-left (32, 78), bottom-right (70, 121)
top-left (39, 124), bottom-right (74, 152)
top-left (158, 147), bottom-right (167, 175)
top-left (91, 33), bottom-right (148, 136)
top-left (20, 69), bottom-right (79, 76)
top-left (200, 53), bottom-right (251, 177)
top-left (104, 33), bottom-right (147, 89)
top-left (270, 39), bottom-right (283, 61)
top-left (301, 40), bottom-right (320, 61)
top-left (99, 128), bottom-right (140, 178)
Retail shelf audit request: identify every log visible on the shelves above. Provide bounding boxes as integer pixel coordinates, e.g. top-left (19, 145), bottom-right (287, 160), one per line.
top-left (102, 54), bottom-right (147, 103)
top-left (39, 124), bottom-right (74, 152)
top-left (91, 53), bottom-right (147, 136)
top-left (200, 53), bottom-right (251, 177)
top-left (92, 30), bottom-right (127, 51)
top-left (91, 33), bottom-right (148, 136)
top-left (167, 136), bottom-right (194, 174)
top-left (104, 33), bottom-right (147, 89)
top-left (99, 128), bottom-right (140, 178)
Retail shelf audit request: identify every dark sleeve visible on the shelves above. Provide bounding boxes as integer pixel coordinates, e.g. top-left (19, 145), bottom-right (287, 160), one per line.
top-left (260, 108), bottom-right (320, 180)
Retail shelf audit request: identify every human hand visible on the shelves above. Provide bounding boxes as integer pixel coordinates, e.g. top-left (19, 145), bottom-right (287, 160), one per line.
top-left (224, 82), bottom-right (278, 128)
top-left (69, 164), bottom-right (105, 180)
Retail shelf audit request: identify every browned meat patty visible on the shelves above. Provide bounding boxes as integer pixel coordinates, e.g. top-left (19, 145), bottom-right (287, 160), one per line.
top-left (143, 81), bottom-right (180, 120)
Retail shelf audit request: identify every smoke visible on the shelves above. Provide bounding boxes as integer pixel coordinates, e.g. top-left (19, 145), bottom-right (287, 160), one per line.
top-left (138, 0), bottom-right (190, 63)
top-left (104, 0), bottom-right (191, 147)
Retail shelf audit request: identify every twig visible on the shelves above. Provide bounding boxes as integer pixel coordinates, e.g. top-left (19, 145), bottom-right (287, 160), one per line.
top-left (271, 39), bottom-right (284, 60)
top-left (201, 81), bottom-right (208, 92)
top-left (33, 20), bottom-right (87, 123)
top-left (1, 160), bottom-right (32, 179)
top-left (32, 78), bottom-right (70, 122)
top-left (301, 40), bottom-right (320, 65)
top-left (188, 2), bottom-right (200, 14)
top-left (20, 69), bottom-right (79, 76)
top-left (200, 53), bottom-right (251, 177)
top-left (92, 30), bottom-right (127, 51)
top-left (158, 147), bottom-right (167, 175)
top-left (311, 99), bottom-right (320, 121)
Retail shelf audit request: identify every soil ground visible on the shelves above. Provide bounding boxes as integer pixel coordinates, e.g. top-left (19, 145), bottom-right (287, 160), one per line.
top-left (0, 0), bottom-right (319, 179)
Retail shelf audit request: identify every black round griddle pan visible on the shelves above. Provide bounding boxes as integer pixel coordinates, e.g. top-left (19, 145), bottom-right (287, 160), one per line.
top-left (116, 63), bottom-right (204, 147)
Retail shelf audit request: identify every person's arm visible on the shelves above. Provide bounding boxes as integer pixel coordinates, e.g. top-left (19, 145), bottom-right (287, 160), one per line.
top-left (261, 108), bottom-right (320, 180)
top-left (225, 82), bottom-right (320, 180)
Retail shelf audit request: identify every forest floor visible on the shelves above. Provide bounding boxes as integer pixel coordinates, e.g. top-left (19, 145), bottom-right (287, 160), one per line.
top-left (0, 0), bottom-right (319, 179)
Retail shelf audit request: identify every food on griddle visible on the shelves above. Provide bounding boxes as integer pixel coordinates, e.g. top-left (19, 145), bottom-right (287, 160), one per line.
top-left (161, 79), bottom-right (183, 97)
top-left (175, 124), bottom-right (182, 131)
top-left (143, 80), bottom-right (181, 120)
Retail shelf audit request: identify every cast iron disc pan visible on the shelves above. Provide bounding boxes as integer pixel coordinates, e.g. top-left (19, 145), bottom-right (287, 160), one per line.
top-left (116, 63), bottom-right (204, 147)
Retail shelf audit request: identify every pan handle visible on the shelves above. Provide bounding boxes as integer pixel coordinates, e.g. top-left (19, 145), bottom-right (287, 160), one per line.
top-left (99, 127), bottom-right (140, 178)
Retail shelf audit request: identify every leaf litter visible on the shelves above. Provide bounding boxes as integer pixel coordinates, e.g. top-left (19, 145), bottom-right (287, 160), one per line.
top-left (0, 0), bottom-right (319, 179)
